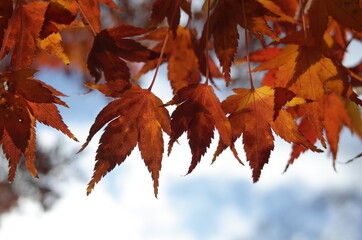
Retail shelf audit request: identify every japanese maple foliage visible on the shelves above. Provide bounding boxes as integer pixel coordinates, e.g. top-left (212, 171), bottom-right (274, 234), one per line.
top-left (0, 0), bottom-right (361, 196)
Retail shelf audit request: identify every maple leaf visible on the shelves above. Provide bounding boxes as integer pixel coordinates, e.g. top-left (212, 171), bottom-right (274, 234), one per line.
top-left (285, 114), bottom-right (317, 170)
top-left (87, 25), bottom-right (158, 82)
top-left (201, 0), bottom-right (279, 85)
top-left (308, 0), bottom-right (362, 43)
top-left (135, 27), bottom-right (201, 93)
top-left (324, 93), bottom-right (351, 164)
top-left (286, 94), bottom-right (358, 170)
top-left (345, 100), bottom-right (362, 138)
top-left (4, 1), bottom-right (49, 70)
top-left (165, 84), bottom-right (232, 174)
top-left (253, 44), bottom-right (362, 146)
top-left (150, 0), bottom-right (191, 36)
top-left (80, 83), bottom-right (170, 197)
top-left (214, 86), bottom-right (320, 182)
top-left (0, 69), bottom-right (76, 181)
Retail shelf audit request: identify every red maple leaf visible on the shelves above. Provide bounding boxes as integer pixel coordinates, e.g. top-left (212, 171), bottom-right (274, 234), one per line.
top-left (0, 69), bottom-right (77, 181)
top-left (165, 83), bottom-right (232, 174)
top-left (87, 25), bottom-right (158, 82)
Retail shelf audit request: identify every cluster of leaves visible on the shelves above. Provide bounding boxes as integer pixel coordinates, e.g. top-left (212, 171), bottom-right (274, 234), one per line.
top-left (0, 0), bottom-right (362, 197)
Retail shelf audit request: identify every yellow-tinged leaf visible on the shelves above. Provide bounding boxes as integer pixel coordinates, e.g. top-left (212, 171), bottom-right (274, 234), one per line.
top-left (37, 32), bottom-right (70, 65)
top-left (216, 86), bottom-right (320, 182)
top-left (253, 43), bottom-right (362, 145)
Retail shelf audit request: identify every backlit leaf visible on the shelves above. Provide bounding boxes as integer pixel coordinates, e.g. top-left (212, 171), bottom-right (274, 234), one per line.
top-left (87, 25), bottom-right (158, 82)
top-left (166, 84), bottom-right (232, 174)
top-left (81, 84), bottom-right (170, 197)
top-left (217, 86), bottom-right (320, 182)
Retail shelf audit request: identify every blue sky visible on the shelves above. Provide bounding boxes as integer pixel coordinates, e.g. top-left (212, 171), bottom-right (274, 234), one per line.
top-left (0, 30), bottom-right (362, 240)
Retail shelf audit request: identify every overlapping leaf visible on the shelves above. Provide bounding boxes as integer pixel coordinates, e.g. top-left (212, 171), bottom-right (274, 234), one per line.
top-left (150, 0), bottom-right (191, 35)
top-left (39, 1), bottom-right (77, 39)
top-left (135, 27), bottom-right (201, 93)
top-left (287, 94), bottom-right (361, 169)
top-left (165, 84), bottom-right (232, 174)
top-left (0, 69), bottom-right (76, 181)
top-left (87, 25), bottom-right (158, 82)
top-left (308, 0), bottom-right (362, 43)
top-left (253, 44), bottom-right (362, 146)
top-left (201, 0), bottom-right (279, 85)
top-left (80, 83), bottom-right (170, 197)
top-left (214, 86), bottom-right (320, 182)
top-left (4, 1), bottom-right (49, 70)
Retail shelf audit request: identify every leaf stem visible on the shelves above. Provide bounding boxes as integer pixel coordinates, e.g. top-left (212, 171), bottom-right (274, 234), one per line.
top-left (300, 0), bottom-right (308, 41)
top-left (241, 0), bottom-right (254, 89)
top-left (204, 0), bottom-right (211, 85)
top-left (148, 31), bottom-right (169, 91)
top-left (75, 0), bottom-right (97, 37)
top-left (148, 0), bottom-right (180, 91)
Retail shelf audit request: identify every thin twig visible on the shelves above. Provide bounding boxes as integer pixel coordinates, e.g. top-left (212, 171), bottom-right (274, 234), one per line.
top-left (300, 0), bottom-right (308, 41)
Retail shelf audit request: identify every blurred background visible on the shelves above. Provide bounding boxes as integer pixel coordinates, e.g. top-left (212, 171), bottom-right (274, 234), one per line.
top-left (0, 1), bottom-right (362, 239)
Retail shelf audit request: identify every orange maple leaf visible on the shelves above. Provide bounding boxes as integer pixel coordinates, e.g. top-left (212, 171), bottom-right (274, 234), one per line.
top-left (286, 93), bottom-right (357, 169)
top-left (87, 25), bottom-right (158, 82)
top-left (201, 0), bottom-right (279, 85)
top-left (324, 93), bottom-right (351, 163)
top-left (0, 69), bottom-right (77, 181)
top-left (135, 27), bottom-right (201, 93)
top-left (165, 84), bottom-right (232, 174)
top-left (80, 83), bottom-right (171, 197)
top-left (215, 86), bottom-right (320, 182)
